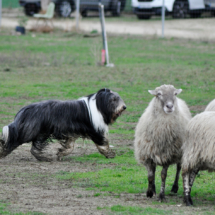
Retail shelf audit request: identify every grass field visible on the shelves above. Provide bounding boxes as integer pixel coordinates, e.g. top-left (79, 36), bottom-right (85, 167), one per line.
top-left (0, 28), bottom-right (215, 214)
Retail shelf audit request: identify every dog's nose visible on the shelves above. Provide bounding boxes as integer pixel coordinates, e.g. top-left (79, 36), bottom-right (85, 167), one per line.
top-left (123, 105), bottom-right (127, 110)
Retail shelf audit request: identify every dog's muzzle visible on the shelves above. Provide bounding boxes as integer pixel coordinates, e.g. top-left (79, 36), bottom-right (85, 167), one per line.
top-left (116, 105), bottom-right (126, 117)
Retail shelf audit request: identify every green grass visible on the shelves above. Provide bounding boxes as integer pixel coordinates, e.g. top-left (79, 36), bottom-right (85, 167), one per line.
top-left (97, 205), bottom-right (172, 215)
top-left (1, 29), bottom-right (215, 213)
top-left (0, 30), bottom-right (215, 135)
top-left (56, 150), bottom-right (215, 203)
top-left (0, 202), bottom-right (45, 215)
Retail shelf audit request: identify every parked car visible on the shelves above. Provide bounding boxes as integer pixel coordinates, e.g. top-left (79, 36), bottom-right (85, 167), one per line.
top-left (19, 0), bottom-right (126, 17)
top-left (79, 0), bottom-right (126, 17)
top-left (131, 0), bottom-right (215, 19)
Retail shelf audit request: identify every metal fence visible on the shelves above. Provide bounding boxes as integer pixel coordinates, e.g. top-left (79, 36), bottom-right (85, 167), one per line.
top-left (3, 0), bottom-right (215, 19)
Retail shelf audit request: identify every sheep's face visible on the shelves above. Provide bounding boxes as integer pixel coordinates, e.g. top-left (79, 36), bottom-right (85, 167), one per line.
top-left (148, 85), bottom-right (182, 114)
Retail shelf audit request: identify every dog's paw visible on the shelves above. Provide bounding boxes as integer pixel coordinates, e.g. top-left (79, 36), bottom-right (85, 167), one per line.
top-left (104, 149), bottom-right (116, 158)
top-left (98, 149), bottom-right (116, 158)
top-left (96, 145), bottom-right (116, 158)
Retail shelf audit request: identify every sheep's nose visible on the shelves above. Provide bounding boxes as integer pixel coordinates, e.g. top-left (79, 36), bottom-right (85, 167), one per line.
top-left (166, 104), bottom-right (173, 109)
top-left (123, 105), bottom-right (127, 110)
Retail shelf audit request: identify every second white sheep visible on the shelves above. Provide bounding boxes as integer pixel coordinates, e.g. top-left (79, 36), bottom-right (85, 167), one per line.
top-left (205, 99), bottom-right (215, 111)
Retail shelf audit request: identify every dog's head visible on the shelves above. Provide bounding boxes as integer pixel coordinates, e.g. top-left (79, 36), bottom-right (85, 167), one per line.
top-left (95, 88), bottom-right (126, 124)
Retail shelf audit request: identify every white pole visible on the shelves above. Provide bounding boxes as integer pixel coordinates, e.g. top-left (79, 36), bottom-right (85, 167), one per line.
top-left (0, 0), bottom-right (2, 28)
top-left (76, 0), bottom-right (80, 30)
top-left (101, 4), bottom-right (109, 65)
top-left (99, 3), bottom-right (114, 67)
top-left (161, 0), bottom-right (165, 38)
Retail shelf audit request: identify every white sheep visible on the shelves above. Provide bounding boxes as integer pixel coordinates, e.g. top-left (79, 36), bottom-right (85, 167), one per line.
top-left (134, 84), bottom-right (192, 202)
top-left (205, 99), bottom-right (215, 111)
top-left (182, 111), bottom-right (215, 206)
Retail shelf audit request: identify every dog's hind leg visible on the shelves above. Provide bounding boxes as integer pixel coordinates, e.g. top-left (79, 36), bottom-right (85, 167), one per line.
top-left (0, 138), bottom-right (12, 159)
top-left (57, 138), bottom-right (76, 160)
top-left (31, 141), bottom-right (58, 162)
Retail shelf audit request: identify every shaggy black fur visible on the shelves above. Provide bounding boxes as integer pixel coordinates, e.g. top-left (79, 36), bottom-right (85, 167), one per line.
top-left (2, 88), bottom-right (125, 156)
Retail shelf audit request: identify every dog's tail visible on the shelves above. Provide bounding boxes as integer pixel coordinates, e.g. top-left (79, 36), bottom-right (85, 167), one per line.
top-left (2, 126), bottom-right (9, 144)
top-left (0, 125), bottom-right (11, 158)
top-left (0, 123), bottom-right (19, 157)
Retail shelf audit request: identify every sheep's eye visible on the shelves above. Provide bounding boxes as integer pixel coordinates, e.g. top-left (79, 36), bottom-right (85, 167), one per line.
top-left (157, 93), bottom-right (161, 96)
top-left (174, 92), bottom-right (178, 96)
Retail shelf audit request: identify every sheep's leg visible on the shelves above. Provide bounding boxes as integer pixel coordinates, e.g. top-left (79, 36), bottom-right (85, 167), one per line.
top-left (146, 162), bottom-right (156, 198)
top-left (152, 165), bottom-right (156, 195)
top-left (187, 168), bottom-right (199, 205)
top-left (57, 138), bottom-right (76, 160)
top-left (171, 163), bottom-right (181, 193)
top-left (182, 171), bottom-right (193, 206)
top-left (158, 165), bottom-right (169, 202)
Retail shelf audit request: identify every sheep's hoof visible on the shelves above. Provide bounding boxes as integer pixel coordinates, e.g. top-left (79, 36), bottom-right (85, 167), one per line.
top-left (152, 184), bottom-right (156, 195)
top-left (189, 196), bottom-right (193, 205)
top-left (146, 189), bottom-right (154, 198)
top-left (184, 196), bottom-right (193, 206)
top-left (158, 193), bottom-right (166, 202)
top-left (171, 184), bottom-right (179, 193)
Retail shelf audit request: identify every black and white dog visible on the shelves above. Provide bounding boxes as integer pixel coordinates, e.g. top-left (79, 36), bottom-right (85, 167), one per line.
top-left (0, 88), bottom-right (126, 161)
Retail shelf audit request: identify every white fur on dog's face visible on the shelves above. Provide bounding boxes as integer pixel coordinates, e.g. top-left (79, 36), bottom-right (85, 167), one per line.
top-left (79, 89), bottom-right (126, 133)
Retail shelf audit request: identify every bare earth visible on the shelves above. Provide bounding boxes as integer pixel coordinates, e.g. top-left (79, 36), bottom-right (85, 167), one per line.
top-left (1, 9), bottom-right (215, 41)
top-left (0, 141), bottom-right (213, 215)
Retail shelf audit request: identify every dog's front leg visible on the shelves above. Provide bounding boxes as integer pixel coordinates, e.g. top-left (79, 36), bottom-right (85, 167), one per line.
top-left (95, 138), bottom-right (115, 159)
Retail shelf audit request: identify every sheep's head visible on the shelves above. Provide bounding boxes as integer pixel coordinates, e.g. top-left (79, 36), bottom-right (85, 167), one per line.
top-left (148, 85), bottom-right (182, 114)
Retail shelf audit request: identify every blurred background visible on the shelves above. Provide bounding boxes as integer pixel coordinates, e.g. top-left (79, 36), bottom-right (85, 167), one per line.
top-left (3, 0), bottom-right (215, 18)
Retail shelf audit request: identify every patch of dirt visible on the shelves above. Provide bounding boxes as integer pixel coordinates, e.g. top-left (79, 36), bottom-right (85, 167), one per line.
top-left (2, 10), bottom-right (215, 41)
top-left (189, 105), bottom-right (206, 115)
top-left (0, 143), bottom-right (214, 215)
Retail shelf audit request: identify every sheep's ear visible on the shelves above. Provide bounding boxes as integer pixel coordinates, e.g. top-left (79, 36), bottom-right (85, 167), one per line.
top-left (175, 89), bottom-right (182, 95)
top-left (148, 90), bottom-right (157, 96)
